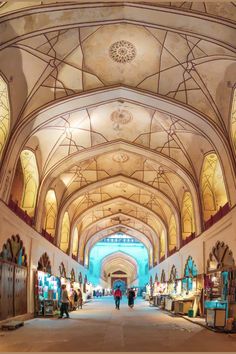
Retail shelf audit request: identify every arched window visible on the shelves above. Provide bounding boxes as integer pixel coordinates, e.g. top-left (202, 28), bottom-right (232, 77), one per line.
top-left (72, 227), bottom-right (79, 257)
top-left (160, 230), bottom-right (165, 260)
top-left (20, 149), bottom-right (39, 217)
top-left (168, 215), bottom-right (177, 251)
top-left (231, 89), bottom-right (236, 153)
top-left (201, 153), bottom-right (228, 221)
top-left (0, 75), bottom-right (10, 160)
top-left (60, 212), bottom-right (70, 253)
top-left (44, 190), bottom-right (57, 237)
top-left (181, 192), bottom-right (195, 240)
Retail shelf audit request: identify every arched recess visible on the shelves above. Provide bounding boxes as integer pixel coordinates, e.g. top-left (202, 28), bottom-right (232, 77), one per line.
top-left (43, 189), bottom-right (57, 237)
top-left (161, 269), bottom-right (166, 283)
top-left (168, 214), bottom-right (177, 252)
top-left (10, 149), bottom-right (39, 217)
top-left (59, 262), bottom-right (67, 278)
top-left (200, 153), bottom-right (228, 222)
top-left (84, 225), bottom-right (154, 268)
top-left (37, 252), bottom-right (51, 273)
top-left (207, 241), bottom-right (235, 272)
top-left (181, 191), bottom-right (195, 240)
top-left (169, 265), bottom-right (178, 283)
top-left (71, 226), bottom-right (79, 259)
top-left (0, 234), bottom-right (27, 266)
top-left (231, 88), bottom-right (236, 154)
top-left (184, 256), bottom-right (198, 278)
top-left (77, 212), bottom-right (161, 265)
top-left (0, 74), bottom-right (10, 160)
top-left (160, 230), bottom-right (166, 261)
top-left (60, 212), bottom-right (70, 254)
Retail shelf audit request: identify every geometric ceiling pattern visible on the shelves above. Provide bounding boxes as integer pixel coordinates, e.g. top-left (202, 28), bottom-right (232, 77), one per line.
top-left (0, 1), bottom-right (236, 268)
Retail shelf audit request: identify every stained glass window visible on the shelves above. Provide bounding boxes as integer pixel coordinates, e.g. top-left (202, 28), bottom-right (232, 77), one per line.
top-left (60, 212), bottom-right (70, 253)
top-left (20, 149), bottom-right (39, 217)
top-left (181, 192), bottom-right (195, 240)
top-left (0, 75), bottom-right (10, 159)
top-left (201, 153), bottom-right (228, 221)
top-left (44, 189), bottom-right (57, 237)
top-left (168, 215), bottom-right (177, 251)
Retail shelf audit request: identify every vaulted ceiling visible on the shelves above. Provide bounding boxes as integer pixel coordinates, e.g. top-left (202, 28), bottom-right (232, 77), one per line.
top-left (0, 1), bottom-right (236, 267)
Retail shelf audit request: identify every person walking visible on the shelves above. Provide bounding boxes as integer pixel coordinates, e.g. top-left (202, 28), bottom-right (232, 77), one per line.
top-left (77, 288), bottom-right (83, 309)
top-left (59, 284), bottom-right (70, 318)
top-left (114, 286), bottom-right (122, 310)
top-left (127, 287), bottom-right (136, 309)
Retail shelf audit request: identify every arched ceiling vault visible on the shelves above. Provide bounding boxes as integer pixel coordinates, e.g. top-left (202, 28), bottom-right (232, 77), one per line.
top-left (84, 227), bottom-right (153, 267)
top-left (100, 251), bottom-right (138, 281)
top-left (77, 214), bottom-right (160, 264)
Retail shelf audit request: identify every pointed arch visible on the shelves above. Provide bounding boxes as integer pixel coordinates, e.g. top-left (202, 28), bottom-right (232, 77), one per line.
top-left (20, 149), bottom-right (39, 217)
top-left (160, 230), bottom-right (165, 261)
top-left (37, 252), bottom-right (51, 273)
top-left (231, 88), bottom-right (236, 154)
top-left (60, 211), bottom-right (70, 253)
top-left (168, 214), bottom-right (177, 251)
top-left (0, 74), bottom-right (10, 160)
top-left (184, 256), bottom-right (198, 277)
top-left (181, 191), bottom-right (195, 240)
top-left (72, 226), bottom-right (79, 257)
top-left (43, 189), bottom-right (57, 237)
top-left (0, 234), bottom-right (27, 266)
top-left (200, 153), bottom-right (228, 221)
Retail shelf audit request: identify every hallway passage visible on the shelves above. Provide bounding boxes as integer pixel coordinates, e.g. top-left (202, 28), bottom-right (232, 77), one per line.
top-left (1, 297), bottom-right (236, 352)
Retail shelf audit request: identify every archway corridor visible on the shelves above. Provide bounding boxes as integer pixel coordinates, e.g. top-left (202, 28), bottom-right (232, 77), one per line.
top-left (1, 297), bottom-right (236, 352)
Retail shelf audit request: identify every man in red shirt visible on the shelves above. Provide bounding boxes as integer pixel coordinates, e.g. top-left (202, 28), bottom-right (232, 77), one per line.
top-left (114, 286), bottom-right (122, 310)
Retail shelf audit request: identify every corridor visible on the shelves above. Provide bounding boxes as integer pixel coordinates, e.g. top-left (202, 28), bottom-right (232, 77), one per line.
top-left (1, 297), bottom-right (236, 352)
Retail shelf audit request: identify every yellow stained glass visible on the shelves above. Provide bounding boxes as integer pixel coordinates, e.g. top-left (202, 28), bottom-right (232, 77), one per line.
top-left (160, 230), bottom-right (165, 259)
top-left (44, 189), bottom-right (57, 237)
top-left (72, 227), bottom-right (79, 256)
top-left (201, 153), bottom-right (228, 221)
top-left (182, 192), bottom-right (195, 240)
top-left (168, 215), bottom-right (177, 251)
top-left (20, 150), bottom-right (39, 217)
top-left (60, 212), bottom-right (70, 253)
top-left (0, 75), bottom-right (10, 159)
top-left (231, 89), bottom-right (236, 153)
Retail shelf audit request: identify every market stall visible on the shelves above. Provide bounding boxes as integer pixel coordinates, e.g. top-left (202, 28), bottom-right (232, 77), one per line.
top-left (35, 253), bottom-right (60, 316)
top-left (204, 241), bottom-right (236, 329)
top-left (153, 270), bottom-right (168, 308)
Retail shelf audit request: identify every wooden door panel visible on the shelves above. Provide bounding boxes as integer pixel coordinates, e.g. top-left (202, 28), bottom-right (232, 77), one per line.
top-left (14, 266), bottom-right (27, 316)
top-left (0, 261), bottom-right (14, 320)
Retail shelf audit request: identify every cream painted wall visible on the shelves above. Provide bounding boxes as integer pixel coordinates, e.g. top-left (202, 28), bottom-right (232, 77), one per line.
top-left (0, 200), bottom-right (88, 315)
top-left (149, 206), bottom-right (236, 281)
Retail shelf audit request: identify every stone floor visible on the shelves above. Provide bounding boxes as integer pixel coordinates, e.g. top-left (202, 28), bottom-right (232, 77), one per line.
top-left (1, 297), bottom-right (236, 352)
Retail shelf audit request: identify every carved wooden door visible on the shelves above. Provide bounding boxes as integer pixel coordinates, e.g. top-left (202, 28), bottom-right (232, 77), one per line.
top-left (14, 266), bottom-right (27, 316)
top-left (0, 261), bottom-right (14, 320)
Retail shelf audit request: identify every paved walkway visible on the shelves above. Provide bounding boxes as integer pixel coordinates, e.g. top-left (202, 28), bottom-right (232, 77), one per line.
top-left (1, 297), bottom-right (236, 352)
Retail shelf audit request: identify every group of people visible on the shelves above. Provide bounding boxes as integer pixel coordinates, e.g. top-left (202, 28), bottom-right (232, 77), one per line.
top-left (59, 284), bottom-right (83, 319)
top-left (113, 287), bottom-right (136, 310)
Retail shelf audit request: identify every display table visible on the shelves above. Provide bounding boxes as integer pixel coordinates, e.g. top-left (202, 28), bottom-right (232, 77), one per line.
top-left (165, 298), bottom-right (174, 311)
top-left (174, 299), bottom-right (193, 314)
top-left (205, 300), bottom-right (228, 328)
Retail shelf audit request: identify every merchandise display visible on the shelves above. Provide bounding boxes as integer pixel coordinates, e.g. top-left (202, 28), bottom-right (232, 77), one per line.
top-left (35, 271), bottom-right (60, 316)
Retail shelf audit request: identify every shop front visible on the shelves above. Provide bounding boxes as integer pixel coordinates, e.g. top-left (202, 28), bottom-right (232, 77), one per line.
top-left (152, 270), bottom-right (168, 308)
top-left (0, 235), bottom-right (28, 321)
top-left (204, 241), bottom-right (236, 330)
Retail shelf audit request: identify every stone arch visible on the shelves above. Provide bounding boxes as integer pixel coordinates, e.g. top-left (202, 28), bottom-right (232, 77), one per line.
top-left (37, 252), bottom-right (51, 274)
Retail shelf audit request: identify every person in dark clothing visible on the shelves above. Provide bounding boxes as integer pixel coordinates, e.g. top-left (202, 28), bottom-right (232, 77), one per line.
top-left (114, 286), bottom-right (122, 310)
top-left (59, 284), bottom-right (70, 318)
top-left (127, 288), bottom-right (136, 308)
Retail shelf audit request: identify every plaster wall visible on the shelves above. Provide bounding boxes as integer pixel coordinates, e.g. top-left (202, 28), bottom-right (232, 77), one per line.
top-left (0, 200), bottom-right (88, 315)
top-left (149, 206), bottom-right (236, 281)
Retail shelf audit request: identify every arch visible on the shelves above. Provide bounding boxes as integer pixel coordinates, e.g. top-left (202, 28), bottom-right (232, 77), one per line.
top-left (207, 241), bottom-right (235, 272)
top-left (169, 265), bottom-right (178, 283)
top-left (168, 215), bottom-right (177, 252)
top-left (160, 230), bottom-right (166, 261)
top-left (231, 88), bottom-right (236, 154)
top-left (184, 256), bottom-right (198, 278)
top-left (20, 149), bottom-right (39, 217)
top-left (84, 225), bottom-right (154, 267)
top-left (43, 189), bottom-right (57, 237)
top-left (0, 234), bottom-right (27, 266)
top-left (60, 211), bottom-right (70, 253)
top-left (161, 269), bottom-right (166, 283)
top-left (59, 262), bottom-right (67, 278)
top-left (78, 271), bottom-right (83, 284)
top-left (0, 74), bottom-right (10, 160)
top-left (200, 153), bottom-right (228, 222)
top-left (37, 252), bottom-right (51, 274)
top-left (72, 226), bottom-right (79, 258)
top-left (70, 268), bottom-right (76, 282)
top-left (181, 191), bottom-right (195, 240)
